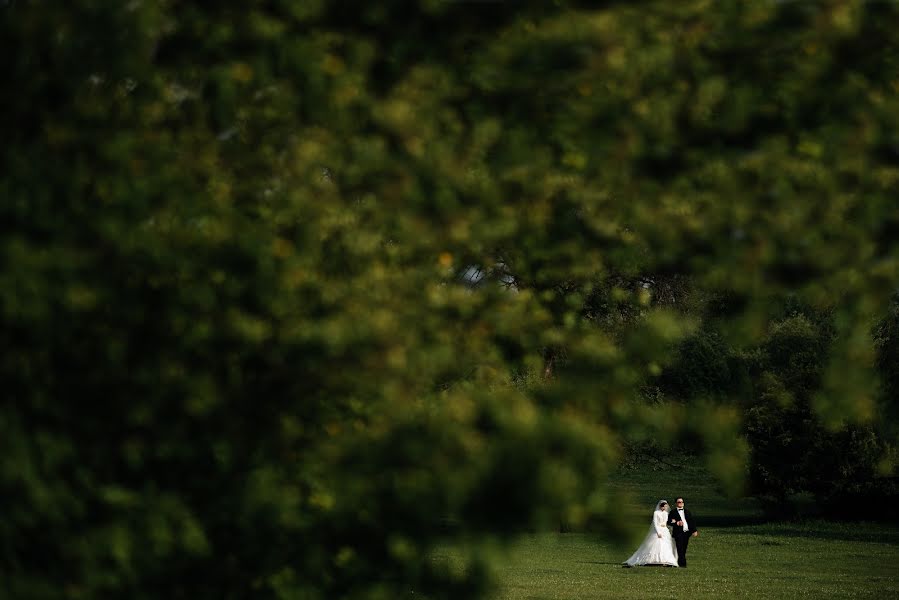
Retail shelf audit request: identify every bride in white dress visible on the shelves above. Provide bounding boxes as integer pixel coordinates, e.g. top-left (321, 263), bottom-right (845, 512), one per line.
top-left (622, 500), bottom-right (679, 567)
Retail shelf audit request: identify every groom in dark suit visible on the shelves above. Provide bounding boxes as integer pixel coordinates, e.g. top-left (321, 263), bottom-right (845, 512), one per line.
top-left (668, 497), bottom-right (698, 567)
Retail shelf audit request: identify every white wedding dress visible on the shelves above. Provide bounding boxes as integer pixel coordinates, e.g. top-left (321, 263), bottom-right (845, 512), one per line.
top-left (623, 501), bottom-right (679, 567)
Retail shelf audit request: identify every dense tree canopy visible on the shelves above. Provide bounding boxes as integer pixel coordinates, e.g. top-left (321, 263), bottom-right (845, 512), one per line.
top-left (2, 1), bottom-right (898, 598)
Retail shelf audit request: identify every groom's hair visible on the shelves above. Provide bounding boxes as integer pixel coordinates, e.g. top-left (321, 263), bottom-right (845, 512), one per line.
top-left (675, 497), bottom-right (685, 503)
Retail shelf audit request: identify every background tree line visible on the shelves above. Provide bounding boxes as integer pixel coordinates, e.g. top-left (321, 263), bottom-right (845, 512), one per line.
top-left (2, 1), bottom-right (898, 598)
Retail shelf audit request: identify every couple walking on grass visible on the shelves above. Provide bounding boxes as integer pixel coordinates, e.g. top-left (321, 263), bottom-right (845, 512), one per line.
top-left (623, 497), bottom-right (698, 568)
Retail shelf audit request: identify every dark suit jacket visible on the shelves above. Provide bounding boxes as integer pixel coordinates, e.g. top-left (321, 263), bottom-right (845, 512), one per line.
top-left (668, 508), bottom-right (697, 537)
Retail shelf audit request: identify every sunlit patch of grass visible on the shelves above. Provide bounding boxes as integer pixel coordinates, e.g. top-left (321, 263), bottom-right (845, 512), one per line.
top-left (427, 464), bottom-right (899, 599)
top-left (485, 521), bottom-right (899, 599)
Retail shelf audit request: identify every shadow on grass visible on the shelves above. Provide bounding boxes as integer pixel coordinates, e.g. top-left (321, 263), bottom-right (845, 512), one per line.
top-left (741, 522), bottom-right (899, 545)
top-left (699, 514), bottom-right (770, 528)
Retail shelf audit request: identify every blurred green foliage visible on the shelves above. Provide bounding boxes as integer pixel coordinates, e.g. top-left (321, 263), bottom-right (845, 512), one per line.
top-left (742, 305), bottom-right (884, 508)
top-left (2, 0), bottom-right (899, 597)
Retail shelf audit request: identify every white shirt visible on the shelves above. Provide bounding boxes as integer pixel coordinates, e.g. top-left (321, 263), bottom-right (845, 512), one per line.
top-left (677, 508), bottom-right (688, 532)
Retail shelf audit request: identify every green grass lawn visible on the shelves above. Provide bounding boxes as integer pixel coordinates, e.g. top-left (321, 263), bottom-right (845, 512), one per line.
top-left (435, 462), bottom-right (899, 599)
top-left (494, 522), bottom-right (899, 599)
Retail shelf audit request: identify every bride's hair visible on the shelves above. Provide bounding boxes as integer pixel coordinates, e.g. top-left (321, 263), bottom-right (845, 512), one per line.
top-left (656, 500), bottom-right (668, 511)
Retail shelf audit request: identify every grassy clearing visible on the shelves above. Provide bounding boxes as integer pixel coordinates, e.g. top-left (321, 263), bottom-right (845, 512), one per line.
top-left (432, 463), bottom-right (899, 599)
top-left (493, 521), bottom-right (899, 599)
top-left (605, 460), bottom-right (765, 530)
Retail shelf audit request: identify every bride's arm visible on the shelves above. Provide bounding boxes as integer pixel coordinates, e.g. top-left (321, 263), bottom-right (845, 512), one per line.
top-left (653, 511), bottom-right (667, 535)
